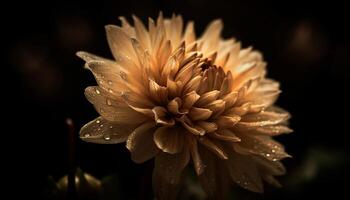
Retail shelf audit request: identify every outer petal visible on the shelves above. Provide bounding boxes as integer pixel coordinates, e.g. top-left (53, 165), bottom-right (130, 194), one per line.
top-left (126, 122), bottom-right (159, 163)
top-left (152, 148), bottom-right (190, 200)
top-left (198, 145), bottom-right (230, 199)
top-left (226, 151), bottom-right (264, 193)
top-left (84, 86), bottom-right (147, 124)
top-left (233, 134), bottom-right (291, 161)
top-left (80, 116), bottom-right (137, 144)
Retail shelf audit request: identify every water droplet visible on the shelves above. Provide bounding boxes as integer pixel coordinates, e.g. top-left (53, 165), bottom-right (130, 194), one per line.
top-left (119, 71), bottom-right (127, 80)
top-left (271, 149), bottom-right (276, 153)
top-left (106, 99), bottom-right (112, 106)
top-left (108, 88), bottom-right (114, 93)
top-left (96, 119), bottom-right (100, 124)
top-left (100, 124), bottom-right (104, 127)
top-left (109, 126), bottom-right (113, 129)
top-left (108, 80), bottom-right (112, 85)
top-left (272, 158), bottom-right (277, 161)
top-left (95, 88), bottom-right (100, 94)
top-left (266, 153), bottom-right (271, 157)
top-left (104, 134), bottom-right (111, 141)
top-left (84, 133), bottom-right (90, 137)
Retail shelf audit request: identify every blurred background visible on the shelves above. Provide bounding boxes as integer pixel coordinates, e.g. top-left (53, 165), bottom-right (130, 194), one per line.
top-left (4, 0), bottom-right (350, 199)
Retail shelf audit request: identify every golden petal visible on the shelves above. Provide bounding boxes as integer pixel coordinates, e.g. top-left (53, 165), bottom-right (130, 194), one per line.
top-left (182, 91), bottom-right (200, 109)
top-left (152, 148), bottom-right (190, 200)
top-left (233, 135), bottom-right (291, 161)
top-left (198, 137), bottom-right (228, 159)
top-left (251, 125), bottom-right (293, 136)
top-left (188, 107), bottom-right (213, 121)
top-left (188, 136), bottom-right (205, 175)
top-left (183, 21), bottom-right (195, 45)
top-left (195, 90), bottom-right (220, 106)
top-left (118, 16), bottom-right (135, 36)
top-left (197, 121), bottom-right (218, 133)
top-left (210, 129), bottom-right (241, 142)
top-left (132, 15), bottom-right (151, 50)
top-left (84, 86), bottom-right (147, 124)
top-left (237, 111), bottom-right (290, 129)
top-left (222, 91), bottom-right (238, 109)
top-left (152, 106), bottom-right (175, 126)
top-left (226, 151), bottom-right (264, 193)
top-left (81, 58), bottom-right (129, 95)
top-left (179, 116), bottom-right (205, 135)
top-left (126, 122), bottom-right (159, 163)
top-left (183, 75), bottom-right (202, 94)
top-left (154, 126), bottom-right (185, 154)
top-left (149, 79), bottom-right (168, 104)
top-left (80, 117), bottom-right (138, 144)
top-left (215, 115), bottom-right (241, 129)
top-left (204, 99), bottom-right (226, 117)
top-left (167, 97), bottom-right (182, 114)
top-left (105, 25), bottom-right (136, 62)
top-left (198, 145), bottom-right (230, 199)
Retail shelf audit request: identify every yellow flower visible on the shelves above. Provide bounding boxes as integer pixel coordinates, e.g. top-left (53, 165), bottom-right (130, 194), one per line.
top-left (78, 13), bottom-right (292, 199)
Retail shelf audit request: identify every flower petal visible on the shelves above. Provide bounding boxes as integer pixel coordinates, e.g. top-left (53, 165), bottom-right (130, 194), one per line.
top-left (105, 25), bottom-right (136, 62)
top-left (188, 107), bottom-right (212, 121)
top-left (182, 91), bottom-right (200, 109)
top-left (152, 106), bottom-right (175, 126)
top-left (198, 137), bottom-right (228, 159)
top-left (84, 86), bottom-right (147, 124)
top-left (210, 129), bottom-right (241, 142)
top-left (233, 135), bottom-right (291, 161)
top-left (152, 148), bottom-right (190, 200)
top-left (126, 122), bottom-right (159, 163)
top-left (215, 115), bottom-right (241, 129)
top-left (198, 145), bottom-right (230, 199)
top-left (80, 117), bottom-right (137, 144)
top-left (154, 126), bottom-right (185, 154)
top-left (226, 151), bottom-right (264, 193)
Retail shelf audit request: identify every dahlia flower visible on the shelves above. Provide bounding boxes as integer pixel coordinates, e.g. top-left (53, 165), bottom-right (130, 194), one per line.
top-left (78, 13), bottom-right (292, 199)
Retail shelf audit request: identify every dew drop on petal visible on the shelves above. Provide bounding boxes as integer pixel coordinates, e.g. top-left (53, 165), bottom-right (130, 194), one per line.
top-left (108, 80), bottom-right (112, 85)
top-left (95, 88), bottom-right (100, 94)
top-left (109, 126), bottom-right (113, 129)
top-left (106, 99), bottom-right (112, 106)
top-left (84, 133), bottom-right (90, 137)
top-left (104, 134), bottom-right (111, 141)
top-left (96, 119), bottom-right (100, 124)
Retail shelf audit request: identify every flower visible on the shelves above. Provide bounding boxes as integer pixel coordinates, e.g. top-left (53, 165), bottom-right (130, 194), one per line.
top-left (77, 13), bottom-right (292, 199)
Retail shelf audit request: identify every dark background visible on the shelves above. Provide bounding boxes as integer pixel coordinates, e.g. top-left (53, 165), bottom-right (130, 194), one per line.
top-left (5, 0), bottom-right (350, 199)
